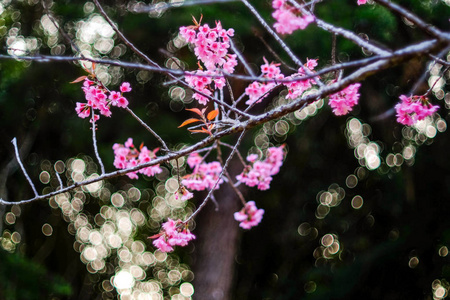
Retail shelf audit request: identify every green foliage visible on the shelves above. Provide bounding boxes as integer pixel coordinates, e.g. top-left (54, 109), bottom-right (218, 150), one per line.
top-left (0, 250), bottom-right (72, 300)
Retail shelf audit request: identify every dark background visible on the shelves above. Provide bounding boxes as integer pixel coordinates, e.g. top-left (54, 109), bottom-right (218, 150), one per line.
top-left (0, 0), bottom-right (450, 299)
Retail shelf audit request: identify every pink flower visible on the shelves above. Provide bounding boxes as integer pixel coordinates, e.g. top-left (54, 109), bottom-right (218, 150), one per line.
top-left (328, 83), bottom-right (361, 116)
top-left (179, 21), bottom-right (237, 105)
top-left (174, 186), bottom-right (194, 201)
top-left (182, 153), bottom-right (223, 191)
top-left (120, 82), bottom-right (132, 93)
top-left (151, 219), bottom-right (196, 252)
top-left (284, 58), bottom-right (319, 100)
top-left (112, 138), bottom-right (162, 179)
top-left (272, 0), bottom-right (315, 34)
top-left (234, 201), bottom-right (265, 229)
top-left (75, 79), bottom-right (132, 119)
top-left (236, 145), bottom-right (285, 190)
top-left (245, 59), bottom-right (284, 105)
top-left (395, 95), bottom-right (439, 126)
top-left (357, 0), bottom-right (367, 5)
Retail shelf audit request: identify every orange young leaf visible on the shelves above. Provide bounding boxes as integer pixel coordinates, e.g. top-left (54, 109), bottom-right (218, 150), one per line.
top-left (185, 108), bottom-right (204, 117)
top-left (70, 75), bottom-right (87, 84)
top-left (139, 142), bottom-right (144, 150)
top-left (179, 118), bottom-right (201, 128)
top-left (148, 233), bottom-right (163, 239)
top-left (188, 127), bottom-right (210, 134)
top-left (207, 109), bottom-right (219, 121)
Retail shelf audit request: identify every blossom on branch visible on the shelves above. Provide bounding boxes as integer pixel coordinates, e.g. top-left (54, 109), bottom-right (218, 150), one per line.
top-left (180, 20), bottom-right (237, 105)
top-left (395, 95), bottom-right (439, 126)
top-left (182, 152), bottom-right (224, 191)
top-left (328, 83), bottom-right (361, 116)
top-left (234, 201), bottom-right (265, 229)
top-left (272, 0), bottom-right (315, 35)
top-left (284, 58), bottom-right (319, 100)
top-left (151, 219), bottom-right (196, 252)
top-left (245, 59), bottom-right (284, 105)
top-left (75, 78), bottom-right (131, 119)
top-left (112, 138), bottom-right (162, 179)
top-left (236, 145), bottom-right (285, 190)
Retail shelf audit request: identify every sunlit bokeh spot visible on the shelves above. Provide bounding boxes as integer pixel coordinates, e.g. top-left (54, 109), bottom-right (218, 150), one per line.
top-left (408, 256), bottom-right (419, 268)
top-left (39, 171), bottom-right (50, 184)
top-left (114, 270), bottom-right (135, 290)
top-left (351, 195), bottom-right (363, 209)
top-left (439, 246), bottom-right (448, 257)
top-left (304, 281), bottom-right (317, 293)
top-left (42, 223), bottom-right (53, 236)
top-left (345, 174), bottom-right (358, 188)
top-left (5, 212), bottom-right (15, 225)
top-left (321, 234), bottom-right (334, 247)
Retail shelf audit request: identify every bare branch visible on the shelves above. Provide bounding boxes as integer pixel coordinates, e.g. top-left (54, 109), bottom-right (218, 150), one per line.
top-left (11, 138), bottom-right (38, 198)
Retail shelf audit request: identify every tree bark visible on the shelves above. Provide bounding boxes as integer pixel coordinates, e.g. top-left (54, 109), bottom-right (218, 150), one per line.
top-left (191, 176), bottom-right (241, 300)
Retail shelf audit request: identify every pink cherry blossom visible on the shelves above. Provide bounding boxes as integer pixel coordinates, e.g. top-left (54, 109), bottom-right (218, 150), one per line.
top-left (245, 59), bottom-right (284, 105)
top-left (328, 83), bottom-right (361, 116)
top-left (395, 95), bottom-right (439, 126)
top-left (357, 0), bottom-right (367, 5)
top-left (234, 201), bottom-right (265, 229)
top-left (272, 0), bottom-right (315, 35)
top-left (236, 145), bottom-right (285, 190)
top-left (112, 138), bottom-right (162, 179)
top-left (179, 21), bottom-right (237, 105)
top-left (120, 82), bottom-right (132, 93)
top-left (182, 153), bottom-right (223, 191)
top-left (284, 58), bottom-right (319, 100)
top-left (75, 79), bottom-right (131, 119)
top-left (151, 219), bottom-right (196, 252)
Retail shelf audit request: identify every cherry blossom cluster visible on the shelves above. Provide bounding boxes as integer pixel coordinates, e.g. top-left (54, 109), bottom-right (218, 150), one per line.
top-left (328, 83), bottom-right (361, 116)
top-left (272, 0), bottom-right (315, 35)
top-left (395, 95), bottom-right (439, 126)
top-left (152, 219), bottom-right (196, 253)
top-left (234, 201), bottom-right (265, 229)
top-left (112, 138), bottom-right (162, 179)
top-left (75, 79), bottom-right (131, 121)
top-left (181, 152), bottom-right (224, 191)
top-left (180, 21), bottom-right (237, 105)
top-left (236, 145), bottom-right (285, 190)
top-left (245, 59), bottom-right (284, 105)
top-left (283, 58), bottom-right (319, 100)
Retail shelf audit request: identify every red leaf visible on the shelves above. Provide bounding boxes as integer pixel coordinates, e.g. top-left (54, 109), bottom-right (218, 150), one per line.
top-left (178, 118), bottom-right (201, 128)
top-left (188, 128), bottom-right (210, 134)
top-left (207, 109), bottom-right (219, 121)
top-left (185, 108), bottom-right (204, 117)
top-left (70, 76), bottom-right (87, 84)
top-left (148, 233), bottom-right (162, 239)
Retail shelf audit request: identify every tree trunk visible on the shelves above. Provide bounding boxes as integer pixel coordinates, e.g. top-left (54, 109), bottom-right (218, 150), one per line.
top-left (191, 178), bottom-right (241, 300)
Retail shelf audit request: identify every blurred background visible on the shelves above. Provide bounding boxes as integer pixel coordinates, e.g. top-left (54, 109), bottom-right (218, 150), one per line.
top-left (0, 0), bottom-right (450, 299)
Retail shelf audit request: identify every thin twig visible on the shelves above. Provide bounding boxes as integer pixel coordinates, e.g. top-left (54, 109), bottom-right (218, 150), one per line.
top-left (184, 129), bottom-right (246, 223)
top-left (90, 112), bottom-right (106, 174)
top-left (229, 38), bottom-right (255, 77)
top-left (125, 107), bottom-right (170, 152)
top-left (11, 138), bottom-right (38, 197)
